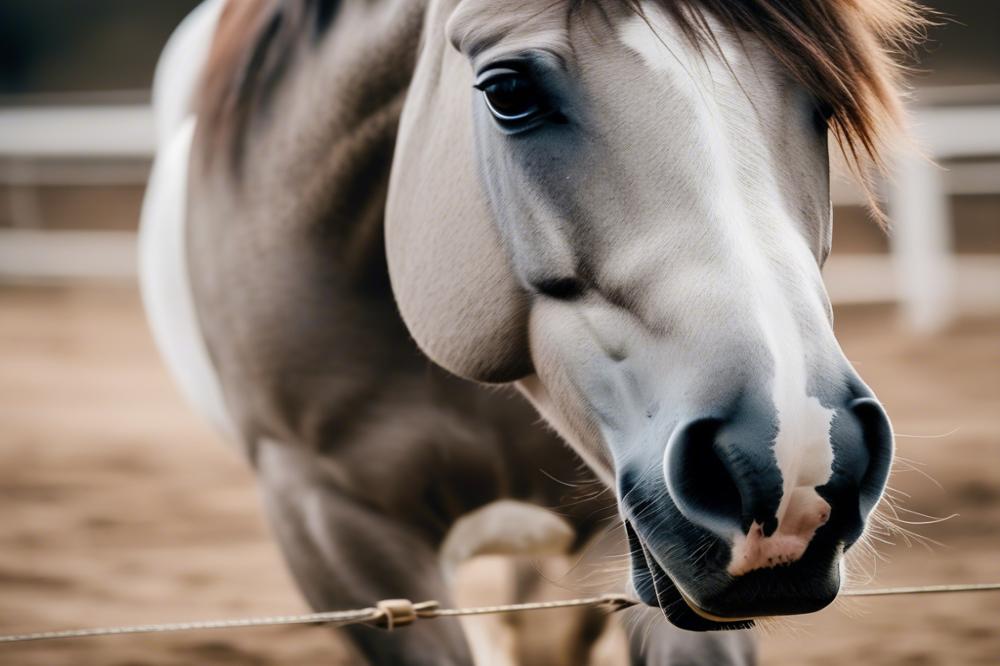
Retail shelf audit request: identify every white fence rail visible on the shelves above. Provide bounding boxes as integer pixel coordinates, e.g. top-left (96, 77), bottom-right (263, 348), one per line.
top-left (1, 99), bottom-right (999, 331)
top-left (0, 105), bottom-right (154, 159)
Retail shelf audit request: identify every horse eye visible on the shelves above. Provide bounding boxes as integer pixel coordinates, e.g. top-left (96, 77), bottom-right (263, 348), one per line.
top-left (475, 70), bottom-right (552, 129)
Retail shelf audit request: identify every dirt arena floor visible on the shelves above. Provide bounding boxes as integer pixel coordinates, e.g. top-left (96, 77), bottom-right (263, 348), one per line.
top-left (1, 284), bottom-right (998, 665)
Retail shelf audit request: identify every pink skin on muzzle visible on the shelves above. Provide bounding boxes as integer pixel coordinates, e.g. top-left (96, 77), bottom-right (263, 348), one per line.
top-left (727, 487), bottom-right (832, 577)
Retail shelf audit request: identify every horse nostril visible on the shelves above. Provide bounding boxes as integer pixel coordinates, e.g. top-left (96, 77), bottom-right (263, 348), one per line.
top-left (664, 418), bottom-right (744, 536)
top-left (850, 397), bottom-right (893, 518)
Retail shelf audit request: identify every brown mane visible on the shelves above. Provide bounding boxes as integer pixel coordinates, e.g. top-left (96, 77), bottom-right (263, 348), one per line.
top-left (627, 0), bottom-right (928, 216)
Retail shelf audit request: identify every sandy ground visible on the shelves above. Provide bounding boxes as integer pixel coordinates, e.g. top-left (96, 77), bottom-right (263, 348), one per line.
top-left (0, 284), bottom-right (998, 665)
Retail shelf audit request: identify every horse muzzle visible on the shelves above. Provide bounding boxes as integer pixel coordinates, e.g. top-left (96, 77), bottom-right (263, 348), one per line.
top-left (618, 392), bottom-right (893, 631)
top-left (625, 517), bottom-right (842, 631)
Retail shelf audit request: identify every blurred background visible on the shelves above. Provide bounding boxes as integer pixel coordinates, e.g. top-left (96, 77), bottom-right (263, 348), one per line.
top-left (0, 1), bottom-right (997, 665)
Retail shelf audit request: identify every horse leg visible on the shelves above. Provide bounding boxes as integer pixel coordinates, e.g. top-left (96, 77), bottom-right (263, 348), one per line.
top-left (255, 439), bottom-right (474, 666)
top-left (625, 608), bottom-right (756, 666)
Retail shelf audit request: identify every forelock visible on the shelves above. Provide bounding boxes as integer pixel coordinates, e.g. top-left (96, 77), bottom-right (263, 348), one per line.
top-left (604, 0), bottom-right (929, 219)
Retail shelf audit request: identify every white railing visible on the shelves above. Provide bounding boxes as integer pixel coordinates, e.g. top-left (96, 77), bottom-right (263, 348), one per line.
top-left (0, 104), bottom-right (153, 281)
top-left (826, 100), bottom-right (1000, 332)
top-left (0, 104), bottom-right (154, 159)
top-left (1, 98), bottom-right (998, 331)
top-left (889, 105), bottom-right (1000, 332)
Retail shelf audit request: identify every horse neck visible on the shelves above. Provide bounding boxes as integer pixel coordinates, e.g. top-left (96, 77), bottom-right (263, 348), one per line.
top-left (208, 0), bottom-right (429, 290)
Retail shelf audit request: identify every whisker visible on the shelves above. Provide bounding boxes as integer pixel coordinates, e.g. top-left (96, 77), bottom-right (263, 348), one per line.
top-left (893, 428), bottom-right (960, 440)
top-left (890, 455), bottom-right (945, 489)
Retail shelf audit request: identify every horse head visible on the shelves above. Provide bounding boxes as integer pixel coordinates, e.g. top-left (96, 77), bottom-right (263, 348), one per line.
top-left (387, 0), bottom-right (917, 630)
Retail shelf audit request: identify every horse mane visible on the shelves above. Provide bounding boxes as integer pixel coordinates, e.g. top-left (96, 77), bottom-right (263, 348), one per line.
top-left (197, 0), bottom-right (926, 202)
top-left (197, 0), bottom-right (339, 167)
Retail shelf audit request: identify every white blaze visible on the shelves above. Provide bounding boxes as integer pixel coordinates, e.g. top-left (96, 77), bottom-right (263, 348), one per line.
top-left (619, 4), bottom-right (836, 541)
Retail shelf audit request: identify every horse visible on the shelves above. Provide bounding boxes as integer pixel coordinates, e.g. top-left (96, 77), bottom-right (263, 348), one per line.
top-left (139, 0), bottom-right (923, 663)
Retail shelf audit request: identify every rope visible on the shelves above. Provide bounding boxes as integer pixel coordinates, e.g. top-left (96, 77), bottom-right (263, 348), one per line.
top-left (1, 584), bottom-right (998, 645)
top-left (839, 582), bottom-right (1000, 597)
top-left (0, 594), bottom-right (634, 644)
